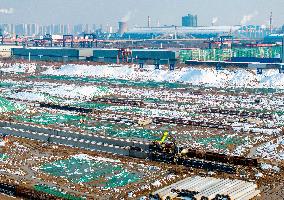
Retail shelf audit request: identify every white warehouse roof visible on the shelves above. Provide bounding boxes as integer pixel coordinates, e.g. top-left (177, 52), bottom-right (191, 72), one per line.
top-left (127, 25), bottom-right (241, 35)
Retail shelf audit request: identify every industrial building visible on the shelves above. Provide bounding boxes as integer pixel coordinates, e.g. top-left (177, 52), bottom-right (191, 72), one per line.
top-left (182, 13), bottom-right (198, 27)
top-left (132, 49), bottom-right (178, 65)
top-left (93, 49), bottom-right (122, 63)
top-left (264, 34), bottom-right (284, 43)
top-left (124, 25), bottom-right (241, 39)
top-left (237, 25), bottom-right (272, 39)
top-left (93, 48), bottom-right (178, 68)
top-left (12, 47), bottom-right (179, 66)
top-left (12, 47), bottom-right (93, 62)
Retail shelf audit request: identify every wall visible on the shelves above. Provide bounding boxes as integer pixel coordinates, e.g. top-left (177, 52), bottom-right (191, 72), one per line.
top-left (12, 48), bottom-right (79, 62)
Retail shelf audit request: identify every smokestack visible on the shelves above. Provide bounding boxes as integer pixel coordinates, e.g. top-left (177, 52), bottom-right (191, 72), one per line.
top-left (148, 16), bottom-right (151, 28)
top-left (118, 22), bottom-right (127, 35)
top-left (270, 12), bottom-right (273, 34)
top-left (281, 35), bottom-right (284, 63)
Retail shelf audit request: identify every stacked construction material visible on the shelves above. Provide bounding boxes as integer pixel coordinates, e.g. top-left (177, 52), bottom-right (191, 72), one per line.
top-left (151, 176), bottom-right (260, 200)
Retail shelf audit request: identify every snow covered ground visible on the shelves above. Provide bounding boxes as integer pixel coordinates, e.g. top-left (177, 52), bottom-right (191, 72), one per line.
top-left (42, 64), bottom-right (284, 88)
top-left (256, 136), bottom-right (284, 160)
top-left (2, 63), bottom-right (284, 159)
top-left (1, 80), bottom-right (113, 101)
top-left (0, 63), bottom-right (37, 73)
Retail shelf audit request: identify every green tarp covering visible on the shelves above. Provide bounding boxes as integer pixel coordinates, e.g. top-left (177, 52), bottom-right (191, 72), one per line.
top-left (40, 155), bottom-right (140, 188)
top-left (197, 135), bottom-right (243, 150)
top-left (0, 97), bottom-right (25, 113)
top-left (34, 184), bottom-right (84, 200)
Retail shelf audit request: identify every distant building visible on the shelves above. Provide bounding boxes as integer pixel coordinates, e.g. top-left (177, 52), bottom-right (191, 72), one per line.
top-left (15, 24), bottom-right (25, 35)
top-left (73, 24), bottom-right (83, 34)
top-left (125, 25), bottom-right (241, 39)
top-left (264, 34), bottom-right (284, 43)
top-left (182, 14), bottom-right (198, 27)
top-left (237, 25), bottom-right (272, 39)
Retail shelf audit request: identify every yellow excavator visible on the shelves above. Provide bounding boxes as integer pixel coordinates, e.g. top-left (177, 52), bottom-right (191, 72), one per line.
top-left (153, 131), bottom-right (177, 154)
top-left (158, 131), bottom-right (170, 144)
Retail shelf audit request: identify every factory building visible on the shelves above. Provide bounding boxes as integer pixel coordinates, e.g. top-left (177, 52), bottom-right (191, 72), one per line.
top-left (264, 34), bottom-right (284, 43)
top-left (93, 48), bottom-right (178, 67)
top-left (237, 25), bottom-right (272, 39)
top-left (182, 14), bottom-right (198, 27)
top-left (12, 47), bottom-right (93, 62)
top-left (93, 49), bottom-right (121, 63)
top-left (132, 49), bottom-right (178, 65)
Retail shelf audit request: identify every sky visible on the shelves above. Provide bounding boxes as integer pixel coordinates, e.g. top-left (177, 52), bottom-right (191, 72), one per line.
top-left (0, 0), bottom-right (283, 28)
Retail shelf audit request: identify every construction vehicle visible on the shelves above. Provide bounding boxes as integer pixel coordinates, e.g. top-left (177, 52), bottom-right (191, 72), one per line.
top-left (150, 131), bottom-right (178, 154)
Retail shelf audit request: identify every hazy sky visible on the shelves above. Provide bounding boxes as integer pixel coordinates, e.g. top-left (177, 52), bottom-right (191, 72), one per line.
top-left (0, 0), bottom-right (283, 28)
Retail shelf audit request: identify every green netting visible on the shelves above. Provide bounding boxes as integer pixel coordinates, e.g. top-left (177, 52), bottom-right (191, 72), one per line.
top-left (29, 75), bottom-right (194, 90)
top-left (0, 97), bottom-right (25, 113)
top-left (12, 108), bottom-right (163, 140)
top-left (0, 153), bottom-right (8, 161)
top-left (40, 155), bottom-right (140, 188)
top-left (43, 94), bottom-right (65, 104)
top-left (73, 101), bottom-right (195, 118)
top-left (41, 156), bottom-right (122, 183)
top-left (78, 121), bottom-right (161, 141)
top-left (197, 135), bottom-right (243, 150)
top-left (14, 112), bottom-right (87, 125)
top-left (0, 82), bottom-right (14, 88)
top-left (179, 46), bottom-right (282, 62)
top-left (104, 170), bottom-right (140, 189)
top-left (275, 111), bottom-right (284, 116)
top-left (34, 184), bottom-right (84, 200)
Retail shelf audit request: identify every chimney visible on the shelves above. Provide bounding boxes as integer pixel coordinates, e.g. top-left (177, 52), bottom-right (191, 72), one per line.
top-left (148, 16), bottom-right (151, 28)
top-left (270, 12), bottom-right (273, 34)
top-left (118, 22), bottom-right (127, 35)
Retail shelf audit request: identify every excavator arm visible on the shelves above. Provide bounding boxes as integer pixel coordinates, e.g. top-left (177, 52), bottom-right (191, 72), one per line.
top-left (159, 131), bottom-right (169, 143)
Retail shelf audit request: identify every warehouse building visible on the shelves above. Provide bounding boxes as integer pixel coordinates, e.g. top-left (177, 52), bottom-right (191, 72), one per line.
top-left (124, 26), bottom-right (241, 39)
top-left (93, 49), bottom-right (122, 63)
top-left (93, 48), bottom-right (179, 68)
top-left (264, 34), bottom-right (284, 43)
top-left (132, 49), bottom-right (178, 65)
top-left (12, 47), bottom-right (93, 62)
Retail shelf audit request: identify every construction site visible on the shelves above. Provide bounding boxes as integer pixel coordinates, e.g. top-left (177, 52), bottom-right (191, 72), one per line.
top-left (0, 58), bottom-right (284, 200)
